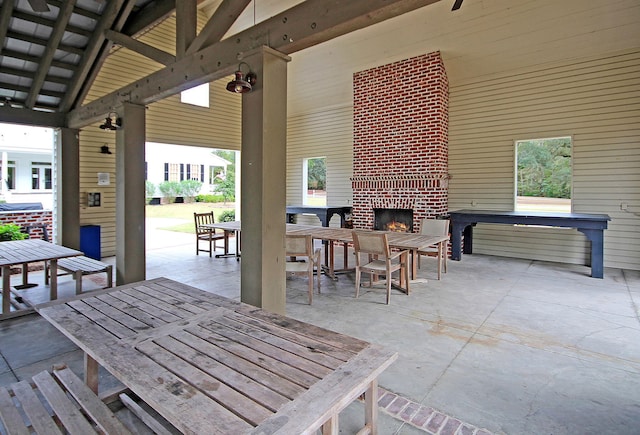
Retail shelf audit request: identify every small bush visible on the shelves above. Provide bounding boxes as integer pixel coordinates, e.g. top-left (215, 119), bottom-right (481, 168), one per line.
top-left (0, 223), bottom-right (28, 241)
top-left (195, 194), bottom-right (225, 203)
top-left (145, 181), bottom-right (156, 203)
top-left (219, 210), bottom-right (236, 222)
top-left (157, 181), bottom-right (182, 203)
top-left (180, 180), bottom-right (202, 199)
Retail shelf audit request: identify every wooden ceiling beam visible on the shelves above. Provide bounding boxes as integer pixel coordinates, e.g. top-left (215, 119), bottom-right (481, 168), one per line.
top-left (0, 1), bottom-right (14, 56)
top-left (68, 0), bottom-right (441, 128)
top-left (105, 29), bottom-right (176, 65)
top-left (176, 0), bottom-right (197, 59)
top-left (185, 0), bottom-right (251, 56)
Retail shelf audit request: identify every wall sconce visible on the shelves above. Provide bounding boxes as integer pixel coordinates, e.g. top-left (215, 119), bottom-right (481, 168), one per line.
top-left (99, 112), bottom-right (122, 130)
top-left (226, 62), bottom-right (257, 94)
top-left (100, 144), bottom-right (112, 154)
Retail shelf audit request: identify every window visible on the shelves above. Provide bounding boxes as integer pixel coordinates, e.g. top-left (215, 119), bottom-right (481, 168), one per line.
top-left (180, 83), bottom-right (209, 107)
top-left (515, 136), bottom-right (572, 213)
top-left (303, 157), bottom-right (326, 206)
top-left (0, 161), bottom-right (16, 190)
top-left (31, 162), bottom-right (52, 190)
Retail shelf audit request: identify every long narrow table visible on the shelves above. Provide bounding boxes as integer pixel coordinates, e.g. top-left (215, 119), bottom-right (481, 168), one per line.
top-left (36, 277), bottom-right (397, 434)
top-left (448, 209), bottom-right (611, 278)
top-left (286, 205), bottom-right (352, 227)
top-left (0, 239), bottom-right (82, 319)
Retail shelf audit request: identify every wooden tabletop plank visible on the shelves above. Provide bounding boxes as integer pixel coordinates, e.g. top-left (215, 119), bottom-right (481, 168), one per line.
top-left (81, 296), bottom-right (153, 334)
top-left (249, 345), bottom-right (397, 435)
top-left (67, 299), bottom-right (137, 339)
top-left (136, 338), bottom-right (273, 426)
top-left (235, 305), bottom-right (369, 353)
top-left (0, 239), bottom-right (82, 266)
top-left (221, 311), bottom-right (350, 368)
top-left (173, 329), bottom-right (306, 400)
top-left (96, 292), bottom-right (177, 328)
top-left (198, 318), bottom-right (334, 378)
top-left (149, 279), bottom-right (241, 310)
top-left (187, 324), bottom-right (320, 389)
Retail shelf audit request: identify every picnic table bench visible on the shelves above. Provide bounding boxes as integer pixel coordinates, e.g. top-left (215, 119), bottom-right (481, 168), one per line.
top-left (46, 256), bottom-right (113, 294)
top-left (0, 364), bottom-right (133, 434)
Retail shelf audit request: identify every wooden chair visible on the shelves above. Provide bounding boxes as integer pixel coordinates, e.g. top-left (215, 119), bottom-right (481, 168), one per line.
top-left (285, 234), bottom-right (321, 304)
top-left (352, 231), bottom-right (409, 305)
top-left (194, 212), bottom-right (226, 257)
top-left (417, 218), bottom-right (449, 279)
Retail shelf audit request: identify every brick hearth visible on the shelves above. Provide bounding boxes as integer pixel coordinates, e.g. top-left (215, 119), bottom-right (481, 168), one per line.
top-left (351, 51), bottom-right (449, 232)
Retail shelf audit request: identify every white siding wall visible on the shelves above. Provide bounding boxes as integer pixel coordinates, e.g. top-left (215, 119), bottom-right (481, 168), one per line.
top-left (286, 104), bottom-right (353, 226)
top-left (449, 49), bottom-right (640, 270)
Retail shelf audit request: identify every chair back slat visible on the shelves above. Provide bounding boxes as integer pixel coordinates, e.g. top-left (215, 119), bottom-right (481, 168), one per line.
top-left (194, 212), bottom-right (215, 234)
top-left (420, 218), bottom-right (449, 236)
top-left (286, 234), bottom-right (312, 256)
top-left (352, 231), bottom-right (389, 257)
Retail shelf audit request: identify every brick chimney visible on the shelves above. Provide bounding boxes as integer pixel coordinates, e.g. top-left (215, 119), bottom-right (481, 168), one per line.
top-left (351, 51), bottom-right (449, 232)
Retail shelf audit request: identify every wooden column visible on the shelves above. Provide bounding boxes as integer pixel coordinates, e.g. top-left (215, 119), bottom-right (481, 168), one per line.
top-left (240, 46), bottom-right (291, 314)
top-left (55, 128), bottom-right (80, 249)
top-left (115, 103), bottom-right (146, 284)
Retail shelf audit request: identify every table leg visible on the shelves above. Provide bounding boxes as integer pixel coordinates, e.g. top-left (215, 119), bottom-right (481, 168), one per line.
top-left (49, 259), bottom-right (58, 301)
top-left (364, 379), bottom-right (379, 435)
top-left (2, 265), bottom-right (10, 315)
top-left (322, 415), bottom-right (338, 434)
top-left (85, 353), bottom-right (99, 394)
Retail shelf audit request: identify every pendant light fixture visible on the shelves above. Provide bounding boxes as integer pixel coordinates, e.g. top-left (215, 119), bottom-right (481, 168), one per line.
top-left (99, 112), bottom-right (122, 130)
top-left (226, 62), bottom-right (257, 94)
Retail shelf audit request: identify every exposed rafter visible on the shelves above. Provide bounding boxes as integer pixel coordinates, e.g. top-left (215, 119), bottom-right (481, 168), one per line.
top-left (176, 0), bottom-right (197, 59)
top-left (59, 0), bottom-right (132, 112)
top-left (186, 0), bottom-right (252, 56)
top-left (105, 29), bottom-right (176, 65)
top-left (25, 1), bottom-right (75, 108)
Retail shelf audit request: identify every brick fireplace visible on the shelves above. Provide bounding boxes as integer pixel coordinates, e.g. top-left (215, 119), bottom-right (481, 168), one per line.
top-left (351, 51), bottom-right (449, 232)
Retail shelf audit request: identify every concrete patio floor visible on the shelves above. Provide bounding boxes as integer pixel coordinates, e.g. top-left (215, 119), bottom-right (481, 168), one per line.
top-left (1, 221), bottom-right (639, 434)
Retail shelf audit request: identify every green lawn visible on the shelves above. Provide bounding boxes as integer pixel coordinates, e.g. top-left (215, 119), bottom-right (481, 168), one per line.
top-left (146, 202), bottom-right (235, 233)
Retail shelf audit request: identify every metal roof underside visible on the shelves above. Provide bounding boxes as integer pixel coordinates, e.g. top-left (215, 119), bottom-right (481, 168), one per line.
top-left (0, 0), bottom-right (174, 114)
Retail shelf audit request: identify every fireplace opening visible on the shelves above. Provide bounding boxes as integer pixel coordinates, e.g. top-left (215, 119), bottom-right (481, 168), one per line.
top-left (374, 208), bottom-right (413, 232)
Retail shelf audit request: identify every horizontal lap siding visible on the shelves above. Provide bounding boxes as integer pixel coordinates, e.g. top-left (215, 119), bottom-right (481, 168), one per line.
top-left (287, 105), bottom-right (353, 227)
top-left (449, 50), bottom-right (640, 270)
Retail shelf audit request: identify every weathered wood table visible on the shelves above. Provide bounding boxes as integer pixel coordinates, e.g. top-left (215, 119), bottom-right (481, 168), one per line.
top-left (0, 239), bottom-right (82, 319)
top-left (37, 277), bottom-right (397, 434)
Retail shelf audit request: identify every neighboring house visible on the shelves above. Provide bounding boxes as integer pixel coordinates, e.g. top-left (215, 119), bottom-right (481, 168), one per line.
top-left (0, 124), bottom-right (54, 209)
top-left (145, 142), bottom-right (231, 198)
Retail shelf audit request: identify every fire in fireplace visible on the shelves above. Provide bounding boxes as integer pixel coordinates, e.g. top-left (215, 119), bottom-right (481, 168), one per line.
top-left (374, 208), bottom-right (413, 232)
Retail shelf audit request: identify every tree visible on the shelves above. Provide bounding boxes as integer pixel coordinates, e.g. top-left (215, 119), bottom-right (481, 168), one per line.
top-left (307, 157), bottom-right (326, 190)
top-left (517, 138), bottom-right (571, 199)
top-left (213, 150), bottom-right (236, 203)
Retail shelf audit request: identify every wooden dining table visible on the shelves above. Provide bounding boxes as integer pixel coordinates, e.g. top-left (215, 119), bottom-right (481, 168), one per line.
top-left (0, 239), bottom-right (82, 319)
top-left (36, 277), bottom-right (397, 434)
top-left (205, 221), bottom-right (448, 282)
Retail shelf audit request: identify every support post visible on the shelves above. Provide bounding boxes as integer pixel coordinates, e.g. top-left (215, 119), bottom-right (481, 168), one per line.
top-left (56, 128), bottom-right (80, 249)
top-left (115, 103), bottom-right (146, 285)
top-left (240, 46), bottom-right (291, 315)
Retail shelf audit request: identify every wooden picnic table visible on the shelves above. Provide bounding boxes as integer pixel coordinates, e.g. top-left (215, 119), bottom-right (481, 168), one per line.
top-left (36, 277), bottom-right (397, 434)
top-left (0, 239), bottom-right (82, 319)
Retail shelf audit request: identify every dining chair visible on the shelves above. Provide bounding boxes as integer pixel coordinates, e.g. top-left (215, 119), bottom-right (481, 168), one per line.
top-left (285, 234), bottom-right (321, 304)
top-left (194, 212), bottom-right (226, 257)
top-left (352, 231), bottom-right (409, 305)
top-left (417, 218), bottom-right (449, 279)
